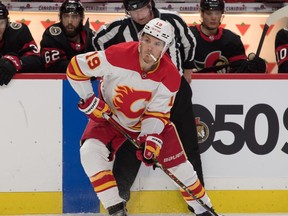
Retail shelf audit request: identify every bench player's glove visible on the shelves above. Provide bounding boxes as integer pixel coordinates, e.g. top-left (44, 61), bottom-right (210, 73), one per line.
top-left (236, 53), bottom-right (267, 73)
top-left (78, 94), bottom-right (111, 121)
top-left (136, 134), bottom-right (162, 166)
top-left (0, 54), bottom-right (22, 86)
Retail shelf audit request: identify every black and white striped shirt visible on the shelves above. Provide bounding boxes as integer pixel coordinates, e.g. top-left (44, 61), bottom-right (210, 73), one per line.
top-left (92, 8), bottom-right (196, 75)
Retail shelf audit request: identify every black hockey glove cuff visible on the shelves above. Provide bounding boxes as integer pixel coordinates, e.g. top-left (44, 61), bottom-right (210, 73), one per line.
top-left (3, 54), bottom-right (22, 71)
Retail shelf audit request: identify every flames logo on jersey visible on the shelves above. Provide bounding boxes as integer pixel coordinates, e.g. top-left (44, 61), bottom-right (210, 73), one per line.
top-left (113, 86), bottom-right (152, 119)
top-left (195, 117), bottom-right (209, 144)
top-left (195, 51), bottom-right (229, 73)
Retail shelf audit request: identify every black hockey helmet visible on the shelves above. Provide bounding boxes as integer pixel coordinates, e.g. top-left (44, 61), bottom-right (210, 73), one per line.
top-left (200, 0), bottom-right (225, 12)
top-left (0, 1), bottom-right (9, 19)
top-left (123, 0), bottom-right (155, 11)
top-left (60, 0), bottom-right (84, 18)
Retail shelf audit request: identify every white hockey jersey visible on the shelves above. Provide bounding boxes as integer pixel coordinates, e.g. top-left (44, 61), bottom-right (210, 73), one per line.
top-left (67, 41), bottom-right (181, 134)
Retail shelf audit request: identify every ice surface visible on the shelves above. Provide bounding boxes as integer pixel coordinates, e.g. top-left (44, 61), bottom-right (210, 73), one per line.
top-left (17, 214), bottom-right (288, 216)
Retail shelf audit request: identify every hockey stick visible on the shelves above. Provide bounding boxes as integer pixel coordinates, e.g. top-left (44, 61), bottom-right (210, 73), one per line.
top-left (102, 113), bottom-right (219, 216)
top-left (256, 5), bottom-right (288, 56)
top-left (197, 63), bottom-right (231, 73)
top-left (83, 18), bottom-right (91, 52)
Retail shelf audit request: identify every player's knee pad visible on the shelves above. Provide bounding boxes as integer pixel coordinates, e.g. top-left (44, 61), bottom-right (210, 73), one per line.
top-left (168, 160), bottom-right (198, 186)
top-left (80, 138), bottom-right (113, 177)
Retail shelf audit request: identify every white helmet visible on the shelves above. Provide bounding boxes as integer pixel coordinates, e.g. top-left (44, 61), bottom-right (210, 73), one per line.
top-left (141, 18), bottom-right (174, 59)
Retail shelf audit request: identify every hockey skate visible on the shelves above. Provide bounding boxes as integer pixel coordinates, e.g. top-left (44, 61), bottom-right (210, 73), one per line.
top-left (196, 209), bottom-right (223, 216)
top-left (107, 202), bottom-right (127, 216)
top-left (196, 211), bottom-right (212, 216)
top-left (188, 205), bottom-right (195, 213)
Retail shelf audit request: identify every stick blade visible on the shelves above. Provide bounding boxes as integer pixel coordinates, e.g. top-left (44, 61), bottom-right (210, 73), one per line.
top-left (266, 5), bottom-right (288, 26)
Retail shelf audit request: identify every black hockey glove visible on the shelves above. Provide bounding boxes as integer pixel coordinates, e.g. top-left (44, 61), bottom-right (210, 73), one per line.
top-left (0, 54), bottom-right (22, 86)
top-left (236, 53), bottom-right (267, 73)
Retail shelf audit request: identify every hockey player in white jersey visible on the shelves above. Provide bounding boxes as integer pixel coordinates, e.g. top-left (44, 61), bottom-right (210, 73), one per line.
top-left (67, 18), bottom-right (219, 216)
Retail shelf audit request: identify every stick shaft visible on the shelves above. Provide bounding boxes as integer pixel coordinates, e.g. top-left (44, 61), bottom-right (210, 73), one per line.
top-left (197, 63), bottom-right (231, 73)
top-left (256, 24), bottom-right (269, 57)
